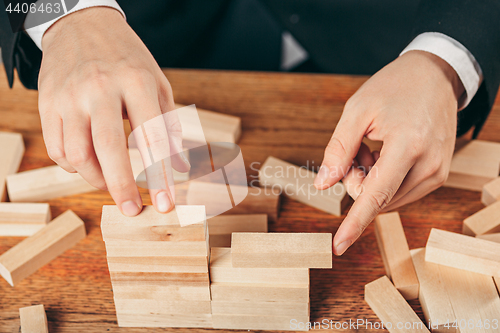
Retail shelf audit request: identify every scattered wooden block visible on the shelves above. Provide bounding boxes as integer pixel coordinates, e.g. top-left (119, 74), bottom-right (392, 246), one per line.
top-left (444, 140), bottom-right (500, 191)
top-left (211, 300), bottom-right (309, 317)
top-left (374, 212), bottom-right (419, 300)
top-left (365, 276), bottom-right (430, 333)
top-left (210, 247), bottom-right (309, 284)
top-left (19, 304), bottom-right (48, 333)
top-left (425, 228), bottom-right (500, 277)
top-left (207, 214), bottom-right (267, 248)
top-left (129, 148), bottom-right (189, 185)
top-left (0, 210), bottom-right (86, 286)
top-left (176, 104), bottom-right (241, 143)
top-left (410, 248), bottom-right (457, 331)
top-left (212, 314), bottom-right (309, 331)
top-left (116, 312), bottom-right (213, 328)
top-left (0, 131), bottom-right (24, 202)
top-left (186, 181), bottom-right (280, 222)
top-left (231, 232), bottom-right (332, 268)
top-left (210, 282), bottom-right (309, 302)
top-left (482, 177), bottom-right (500, 206)
top-left (258, 156), bottom-right (349, 216)
top-left (6, 165), bottom-right (96, 202)
top-left (0, 203), bottom-right (51, 236)
top-left (114, 299), bottom-right (212, 315)
top-left (463, 201), bottom-right (500, 236)
top-left (476, 233), bottom-right (500, 243)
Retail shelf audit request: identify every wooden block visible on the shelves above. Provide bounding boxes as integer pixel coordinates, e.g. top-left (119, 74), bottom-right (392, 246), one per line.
top-left (231, 232), bottom-right (332, 268)
top-left (114, 298), bottom-right (212, 315)
top-left (444, 140), bottom-right (500, 191)
top-left (110, 271), bottom-right (209, 286)
top-left (210, 248), bottom-right (309, 284)
top-left (176, 104), bottom-right (241, 143)
top-left (129, 148), bottom-right (189, 185)
top-left (482, 177), bottom-right (500, 206)
top-left (425, 228), bottom-right (500, 277)
top-left (463, 200), bottom-right (500, 236)
top-left (476, 233), bottom-right (500, 243)
top-left (187, 181), bottom-right (281, 222)
top-left (107, 256), bottom-right (208, 273)
top-left (0, 131), bottom-right (24, 202)
top-left (211, 301), bottom-right (309, 317)
top-left (104, 240), bottom-right (208, 257)
top-left (0, 210), bottom-right (86, 286)
top-left (410, 248), bottom-right (457, 332)
top-left (365, 276), bottom-right (430, 333)
top-left (0, 203), bottom-right (51, 236)
top-left (374, 212), bottom-right (419, 300)
top-left (495, 276), bottom-right (500, 294)
top-left (258, 156), bottom-right (349, 216)
top-left (6, 165), bottom-right (96, 202)
top-left (19, 304), bottom-right (48, 333)
top-left (212, 314), bottom-right (309, 331)
top-left (208, 214), bottom-right (267, 248)
top-left (116, 312), bottom-right (212, 328)
top-left (112, 282), bottom-right (211, 301)
top-left (210, 282), bottom-right (309, 302)
top-left (101, 205), bottom-right (207, 242)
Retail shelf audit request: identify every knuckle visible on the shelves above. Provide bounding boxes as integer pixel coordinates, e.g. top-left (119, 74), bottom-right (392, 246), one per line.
top-left (145, 128), bottom-right (169, 147)
top-left (65, 146), bottom-right (91, 167)
top-left (47, 146), bottom-right (65, 162)
top-left (93, 128), bottom-right (124, 149)
top-left (325, 136), bottom-right (349, 159)
top-left (127, 68), bottom-right (155, 88)
top-left (366, 188), bottom-right (394, 211)
top-left (433, 167), bottom-right (449, 188)
top-left (108, 178), bottom-right (133, 193)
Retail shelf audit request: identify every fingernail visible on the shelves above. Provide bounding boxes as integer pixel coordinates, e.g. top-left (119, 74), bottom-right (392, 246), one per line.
top-left (314, 165), bottom-right (330, 187)
top-left (334, 240), bottom-right (352, 256)
top-left (156, 191), bottom-right (172, 213)
top-left (121, 200), bottom-right (141, 216)
top-left (180, 150), bottom-right (191, 168)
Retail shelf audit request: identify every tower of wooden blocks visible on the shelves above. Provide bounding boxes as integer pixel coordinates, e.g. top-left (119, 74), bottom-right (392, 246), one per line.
top-left (101, 205), bottom-right (212, 328)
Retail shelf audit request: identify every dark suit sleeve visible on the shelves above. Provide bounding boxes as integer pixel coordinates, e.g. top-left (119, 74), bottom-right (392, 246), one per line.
top-left (410, 0), bottom-right (500, 137)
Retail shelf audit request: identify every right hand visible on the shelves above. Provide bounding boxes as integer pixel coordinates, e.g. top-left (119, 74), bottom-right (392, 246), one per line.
top-left (38, 7), bottom-right (190, 216)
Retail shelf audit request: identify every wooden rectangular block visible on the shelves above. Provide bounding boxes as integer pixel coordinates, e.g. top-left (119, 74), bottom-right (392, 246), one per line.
top-left (6, 165), bottom-right (96, 202)
top-left (210, 282), bottom-right (309, 302)
top-left (187, 181), bottom-right (281, 222)
top-left (231, 232), bottom-right (332, 268)
top-left (116, 312), bottom-right (213, 328)
top-left (410, 248), bottom-right (457, 332)
top-left (365, 276), bottom-right (430, 333)
top-left (374, 212), bottom-right (419, 300)
top-left (104, 240), bottom-right (208, 257)
top-left (476, 233), bottom-right (500, 243)
top-left (444, 140), bottom-right (500, 191)
top-left (0, 210), bottom-right (86, 286)
top-left (495, 276), bottom-right (500, 294)
top-left (211, 301), bottom-right (309, 317)
top-left (110, 271), bottom-right (209, 286)
top-left (0, 131), bottom-right (24, 202)
top-left (19, 304), bottom-right (48, 333)
top-left (107, 255), bottom-right (208, 273)
top-left (114, 298), bottom-right (212, 315)
top-left (176, 104), bottom-right (241, 143)
top-left (482, 177), bottom-right (500, 206)
top-left (463, 200), bottom-right (500, 236)
top-left (258, 156), bottom-right (349, 216)
top-left (212, 314), bottom-right (309, 331)
top-left (425, 228), bottom-right (500, 277)
top-left (0, 203), bottom-right (51, 236)
top-left (112, 282), bottom-right (211, 301)
top-left (208, 214), bottom-right (267, 248)
top-left (210, 247), bottom-right (309, 284)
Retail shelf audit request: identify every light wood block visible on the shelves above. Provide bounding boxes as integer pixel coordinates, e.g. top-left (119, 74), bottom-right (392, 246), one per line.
top-left (104, 240), bottom-right (208, 257)
top-left (365, 276), bottom-right (430, 333)
top-left (116, 312), bottom-right (213, 328)
top-left (186, 181), bottom-right (281, 222)
top-left (176, 104), bottom-right (241, 143)
top-left (482, 177), bottom-right (500, 206)
top-left (110, 271), bottom-right (209, 286)
top-left (19, 304), bottom-right (48, 333)
top-left (410, 248), bottom-right (457, 332)
top-left (0, 203), bottom-right (51, 236)
top-left (0, 210), bottom-right (86, 286)
top-left (0, 131), bottom-right (24, 202)
top-left (208, 214), bottom-right (267, 248)
top-left (231, 232), bottom-right (332, 268)
top-left (107, 256), bottom-right (208, 273)
top-left (112, 282), bottom-right (211, 301)
top-left (6, 165), bottom-right (96, 202)
top-left (444, 140), bottom-right (500, 191)
top-left (463, 200), bottom-right (500, 236)
top-left (129, 148), bottom-right (189, 185)
top-left (211, 301), bottom-right (309, 317)
top-left (210, 282), bottom-right (309, 302)
top-left (476, 233), bottom-right (500, 243)
top-left (495, 276), bottom-right (500, 294)
top-left (210, 247), bottom-right (309, 284)
top-left (259, 156), bottom-right (349, 216)
top-left (425, 228), bottom-right (500, 277)
top-left (374, 212), bottom-right (419, 300)
top-left (114, 299), bottom-right (212, 315)
top-left (212, 314), bottom-right (309, 331)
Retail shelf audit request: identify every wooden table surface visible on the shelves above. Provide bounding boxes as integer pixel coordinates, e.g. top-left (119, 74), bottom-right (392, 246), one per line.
top-left (1, 68), bottom-right (499, 332)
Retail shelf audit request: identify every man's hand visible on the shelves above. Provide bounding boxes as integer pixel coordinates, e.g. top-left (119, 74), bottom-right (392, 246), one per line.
top-left (314, 50), bottom-right (464, 255)
top-left (39, 7), bottom-right (189, 216)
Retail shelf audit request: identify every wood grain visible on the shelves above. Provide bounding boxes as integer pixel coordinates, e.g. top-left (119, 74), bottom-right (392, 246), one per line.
top-left (1, 68), bottom-right (500, 332)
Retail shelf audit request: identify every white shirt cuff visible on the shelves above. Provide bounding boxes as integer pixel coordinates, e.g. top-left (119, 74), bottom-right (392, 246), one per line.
top-left (400, 32), bottom-right (483, 111)
top-left (25, 0), bottom-right (125, 50)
